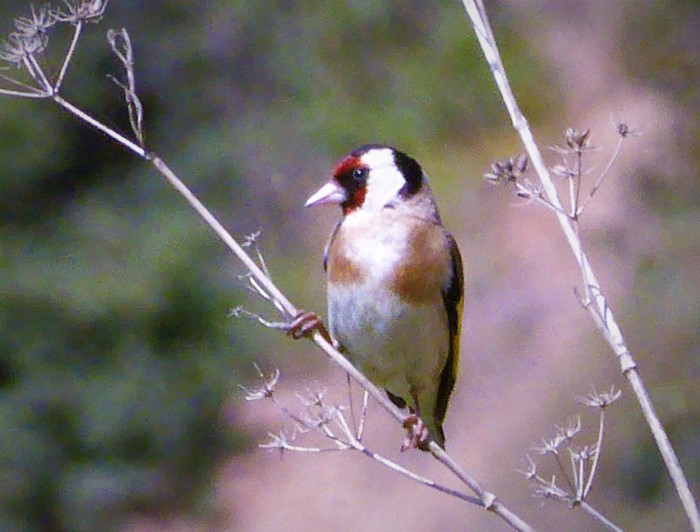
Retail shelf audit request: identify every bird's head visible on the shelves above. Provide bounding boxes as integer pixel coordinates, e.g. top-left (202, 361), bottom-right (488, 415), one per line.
top-left (306, 145), bottom-right (437, 219)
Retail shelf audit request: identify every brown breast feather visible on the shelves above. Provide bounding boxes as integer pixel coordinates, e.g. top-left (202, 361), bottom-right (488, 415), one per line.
top-left (327, 214), bottom-right (450, 304)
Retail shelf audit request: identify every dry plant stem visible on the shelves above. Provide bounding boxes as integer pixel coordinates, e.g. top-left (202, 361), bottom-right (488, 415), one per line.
top-left (345, 375), bottom-right (364, 440)
top-left (526, 392), bottom-right (622, 530)
top-left (571, 150), bottom-right (582, 219)
top-left (0, 82), bottom-right (46, 97)
top-left (583, 409), bottom-right (605, 498)
top-left (338, 420), bottom-right (484, 508)
top-left (429, 442), bottom-right (534, 531)
top-left (462, 1), bottom-right (700, 528)
top-left (313, 333), bottom-right (531, 528)
top-left (580, 501), bottom-right (622, 532)
top-left (148, 155), bottom-right (300, 314)
top-left (55, 20), bottom-right (82, 91)
top-left (357, 389), bottom-right (369, 440)
top-left (578, 135), bottom-right (624, 217)
top-left (553, 451), bottom-right (575, 494)
top-left (52, 99), bottom-right (294, 317)
top-left (359, 448), bottom-right (481, 505)
top-left (570, 450), bottom-right (583, 500)
top-left (264, 390), bottom-right (485, 507)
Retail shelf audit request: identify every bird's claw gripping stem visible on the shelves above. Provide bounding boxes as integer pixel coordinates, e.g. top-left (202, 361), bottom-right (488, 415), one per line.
top-left (286, 310), bottom-right (333, 344)
top-left (401, 413), bottom-right (430, 451)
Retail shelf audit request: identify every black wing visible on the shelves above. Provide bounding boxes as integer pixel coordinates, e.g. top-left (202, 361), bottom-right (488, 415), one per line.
top-left (433, 232), bottom-right (464, 443)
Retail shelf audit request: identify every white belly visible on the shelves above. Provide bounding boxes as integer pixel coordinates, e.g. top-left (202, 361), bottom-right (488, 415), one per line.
top-left (328, 282), bottom-right (448, 400)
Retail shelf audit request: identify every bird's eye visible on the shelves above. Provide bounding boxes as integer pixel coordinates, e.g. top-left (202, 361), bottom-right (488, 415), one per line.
top-left (352, 168), bottom-right (367, 182)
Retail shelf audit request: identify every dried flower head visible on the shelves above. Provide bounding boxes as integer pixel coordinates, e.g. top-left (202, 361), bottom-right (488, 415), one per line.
top-left (0, 34), bottom-right (28, 66)
top-left (259, 428), bottom-right (297, 451)
top-left (296, 385), bottom-right (327, 408)
top-left (550, 127), bottom-right (595, 156)
top-left (0, 5), bottom-right (59, 66)
top-left (565, 128), bottom-right (591, 152)
top-left (58, 0), bottom-right (109, 24)
top-left (577, 386), bottom-right (622, 409)
top-left (551, 164), bottom-right (576, 180)
top-left (572, 444), bottom-right (597, 462)
top-left (299, 404), bottom-right (341, 431)
top-left (484, 154), bottom-right (528, 185)
top-left (239, 364), bottom-right (281, 401)
top-left (533, 433), bottom-right (566, 455)
top-left (14, 4), bottom-right (58, 43)
top-left (556, 416), bottom-right (582, 441)
top-left (614, 121), bottom-right (643, 139)
top-left (242, 230), bottom-right (262, 248)
top-left (522, 455), bottom-right (537, 480)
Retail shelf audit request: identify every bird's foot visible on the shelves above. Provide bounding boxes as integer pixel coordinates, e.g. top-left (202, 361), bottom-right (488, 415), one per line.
top-left (401, 414), bottom-right (430, 452)
top-left (286, 310), bottom-right (333, 344)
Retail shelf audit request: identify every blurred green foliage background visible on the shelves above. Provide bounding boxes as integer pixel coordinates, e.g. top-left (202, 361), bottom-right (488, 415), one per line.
top-left (0, 1), bottom-right (697, 531)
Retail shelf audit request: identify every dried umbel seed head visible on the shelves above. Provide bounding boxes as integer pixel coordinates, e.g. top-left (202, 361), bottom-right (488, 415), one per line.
top-left (0, 5), bottom-right (58, 65)
top-left (565, 128), bottom-right (591, 151)
top-left (578, 386), bottom-right (622, 409)
top-left (484, 154), bottom-right (528, 185)
top-left (57, 0), bottom-right (110, 24)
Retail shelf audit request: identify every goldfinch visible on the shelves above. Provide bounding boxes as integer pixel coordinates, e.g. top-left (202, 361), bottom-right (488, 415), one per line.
top-left (300, 144), bottom-right (464, 450)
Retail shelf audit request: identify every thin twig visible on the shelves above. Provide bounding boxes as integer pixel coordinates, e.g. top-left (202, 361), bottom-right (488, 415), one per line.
top-left (260, 437), bottom-right (337, 453)
top-left (0, 72), bottom-right (47, 96)
top-left (249, 372), bottom-right (486, 508)
top-left (567, 157), bottom-right (577, 219)
top-left (52, 93), bottom-right (145, 155)
top-left (20, 55), bottom-right (47, 92)
top-left (429, 442), bottom-right (533, 531)
top-left (0, 86), bottom-right (47, 98)
top-left (552, 452), bottom-right (575, 494)
top-left (107, 28), bottom-right (144, 145)
top-left (229, 307), bottom-right (290, 331)
top-left (55, 20), bottom-right (82, 91)
top-left (26, 53), bottom-right (52, 92)
top-left (578, 135), bottom-right (624, 216)
top-left (583, 409), bottom-right (605, 498)
top-left (357, 389), bottom-right (369, 441)
top-left (352, 434), bottom-right (483, 507)
top-left (580, 501), bottom-right (623, 532)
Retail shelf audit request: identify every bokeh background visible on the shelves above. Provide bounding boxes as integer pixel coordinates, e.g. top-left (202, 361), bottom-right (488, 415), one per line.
top-left (0, 1), bottom-right (698, 530)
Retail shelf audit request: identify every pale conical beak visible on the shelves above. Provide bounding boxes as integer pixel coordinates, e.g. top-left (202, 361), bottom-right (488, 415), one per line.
top-left (305, 181), bottom-right (346, 207)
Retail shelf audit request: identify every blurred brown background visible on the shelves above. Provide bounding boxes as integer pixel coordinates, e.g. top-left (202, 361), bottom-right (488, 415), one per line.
top-left (0, 1), bottom-right (697, 531)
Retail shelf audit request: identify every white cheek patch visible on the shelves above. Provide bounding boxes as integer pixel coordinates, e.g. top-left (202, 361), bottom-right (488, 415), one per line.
top-left (360, 148), bottom-right (406, 212)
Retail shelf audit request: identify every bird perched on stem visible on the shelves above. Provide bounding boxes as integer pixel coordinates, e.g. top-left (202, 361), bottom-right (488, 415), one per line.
top-left (291, 145), bottom-right (463, 450)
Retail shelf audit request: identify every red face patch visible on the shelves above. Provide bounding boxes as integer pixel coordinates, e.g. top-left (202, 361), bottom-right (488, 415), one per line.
top-left (332, 155), bottom-right (368, 214)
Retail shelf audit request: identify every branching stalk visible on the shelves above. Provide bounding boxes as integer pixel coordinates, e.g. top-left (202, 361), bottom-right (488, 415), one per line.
top-left (462, 1), bottom-right (700, 529)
